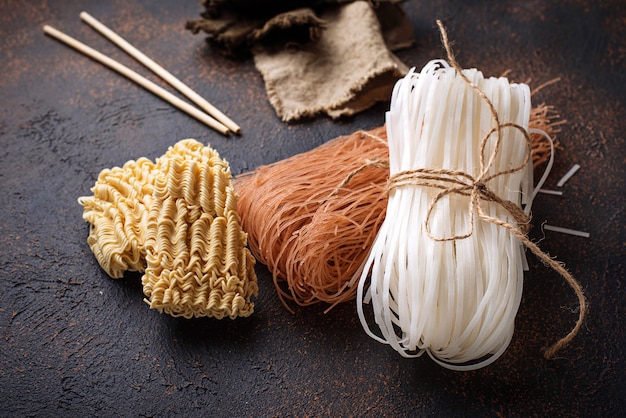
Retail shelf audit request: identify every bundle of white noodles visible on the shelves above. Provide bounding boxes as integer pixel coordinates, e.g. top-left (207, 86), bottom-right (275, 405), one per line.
top-left (356, 59), bottom-right (540, 370)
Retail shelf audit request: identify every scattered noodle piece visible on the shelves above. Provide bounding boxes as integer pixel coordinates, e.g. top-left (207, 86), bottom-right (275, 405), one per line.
top-left (557, 163), bottom-right (581, 187)
top-left (543, 224), bottom-right (590, 238)
top-left (538, 189), bottom-right (563, 196)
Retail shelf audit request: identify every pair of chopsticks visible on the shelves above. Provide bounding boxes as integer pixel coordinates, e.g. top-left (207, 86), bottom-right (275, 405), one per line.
top-left (43, 12), bottom-right (239, 136)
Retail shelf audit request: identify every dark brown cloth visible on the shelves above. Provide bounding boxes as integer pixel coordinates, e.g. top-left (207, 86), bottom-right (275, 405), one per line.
top-left (186, 0), bottom-right (409, 57)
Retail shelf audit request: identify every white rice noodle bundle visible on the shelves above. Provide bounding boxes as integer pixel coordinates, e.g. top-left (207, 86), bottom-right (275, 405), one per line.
top-left (356, 59), bottom-right (538, 370)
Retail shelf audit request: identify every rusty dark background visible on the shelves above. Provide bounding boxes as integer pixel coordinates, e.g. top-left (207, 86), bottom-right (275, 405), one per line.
top-left (1, 0), bottom-right (624, 416)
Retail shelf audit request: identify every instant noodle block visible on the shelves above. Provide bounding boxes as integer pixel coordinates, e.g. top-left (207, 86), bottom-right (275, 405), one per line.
top-left (79, 139), bottom-right (258, 319)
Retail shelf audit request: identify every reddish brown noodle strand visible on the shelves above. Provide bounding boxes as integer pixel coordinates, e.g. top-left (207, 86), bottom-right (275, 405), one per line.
top-left (529, 103), bottom-right (565, 168)
top-left (235, 127), bottom-right (389, 311)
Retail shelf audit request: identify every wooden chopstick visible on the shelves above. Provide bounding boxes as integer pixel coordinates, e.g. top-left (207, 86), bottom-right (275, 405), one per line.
top-left (79, 11), bottom-right (241, 134)
top-left (43, 24), bottom-right (230, 136)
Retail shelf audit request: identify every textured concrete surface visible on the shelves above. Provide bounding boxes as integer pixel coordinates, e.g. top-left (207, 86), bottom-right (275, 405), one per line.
top-left (1, 0), bottom-right (624, 416)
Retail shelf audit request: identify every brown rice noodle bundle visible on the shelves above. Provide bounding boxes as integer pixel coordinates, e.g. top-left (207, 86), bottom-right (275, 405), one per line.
top-left (235, 127), bottom-right (389, 311)
top-left (235, 102), bottom-right (563, 311)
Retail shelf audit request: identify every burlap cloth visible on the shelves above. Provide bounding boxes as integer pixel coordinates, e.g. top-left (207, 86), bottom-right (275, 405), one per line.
top-left (253, 1), bottom-right (412, 121)
top-left (188, 0), bottom-right (414, 122)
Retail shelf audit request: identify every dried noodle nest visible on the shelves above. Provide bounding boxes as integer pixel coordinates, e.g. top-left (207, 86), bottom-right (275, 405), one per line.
top-left (78, 139), bottom-right (258, 319)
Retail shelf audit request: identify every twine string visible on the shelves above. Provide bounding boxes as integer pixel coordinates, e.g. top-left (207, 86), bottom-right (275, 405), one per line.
top-left (327, 131), bottom-right (389, 198)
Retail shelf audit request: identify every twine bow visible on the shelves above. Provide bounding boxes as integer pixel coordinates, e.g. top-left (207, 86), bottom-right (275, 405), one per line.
top-left (388, 121), bottom-right (533, 241)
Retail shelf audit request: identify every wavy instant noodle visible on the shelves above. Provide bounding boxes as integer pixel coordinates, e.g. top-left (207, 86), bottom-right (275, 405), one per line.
top-left (79, 139), bottom-right (258, 319)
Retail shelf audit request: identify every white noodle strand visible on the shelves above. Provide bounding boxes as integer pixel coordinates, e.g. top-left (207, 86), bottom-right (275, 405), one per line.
top-left (556, 164), bottom-right (580, 187)
top-left (543, 224), bottom-right (590, 238)
top-left (538, 189), bottom-right (563, 196)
